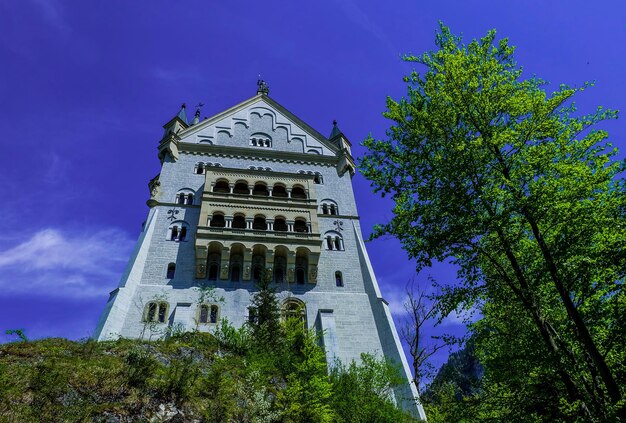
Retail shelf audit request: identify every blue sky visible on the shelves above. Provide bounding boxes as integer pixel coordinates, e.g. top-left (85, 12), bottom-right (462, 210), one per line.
top-left (1, 0), bottom-right (624, 373)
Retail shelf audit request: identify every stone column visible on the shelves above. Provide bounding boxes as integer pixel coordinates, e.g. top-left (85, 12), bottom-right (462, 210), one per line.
top-left (246, 218), bottom-right (253, 229)
top-left (242, 248), bottom-right (253, 281)
top-left (267, 220), bottom-right (274, 231)
top-left (229, 183), bottom-right (234, 194)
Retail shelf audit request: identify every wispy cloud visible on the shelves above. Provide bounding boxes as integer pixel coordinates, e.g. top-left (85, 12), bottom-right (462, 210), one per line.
top-left (0, 227), bottom-right (133, 298)
top-left (27, 0), bottom-right (70, 35)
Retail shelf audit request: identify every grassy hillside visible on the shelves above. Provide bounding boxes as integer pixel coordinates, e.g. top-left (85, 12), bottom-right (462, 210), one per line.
top-left (0, 327), bottom-right (419, 422)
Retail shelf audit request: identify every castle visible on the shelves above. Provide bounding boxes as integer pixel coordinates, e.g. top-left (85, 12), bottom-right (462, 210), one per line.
top-left (94, 81), bottom-right (426, 419)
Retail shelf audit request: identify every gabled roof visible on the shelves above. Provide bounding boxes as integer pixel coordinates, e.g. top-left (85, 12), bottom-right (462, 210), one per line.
top-left (177, 93), bottom-right (338, 153)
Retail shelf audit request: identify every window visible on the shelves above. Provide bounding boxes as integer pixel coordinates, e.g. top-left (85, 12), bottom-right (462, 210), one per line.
top-left (233, 182), bottom-right (249, 195)
top-left (324, 231), bottom-right (344, 251)
top-left (177, 194), bottom-right (185, 204)
top-left (282, 298), bottom-right (306, 327)
top-left (272, 185), bottom-right (287, 197)
top-left (196, 163), bottom-right (205, 174)
top-left (291, 186), bottom-right (307, 199)
top-left (199, 305), bottom-right (219, 324)
top-left (166, 263), bottom-right (176, 279)
top-left (321, 200), bottom-right (338, 215)
top-left (294, 219), bottom-right (308, 233)
top-left (168, 221), bottom-right (190, 242)
top-left (145, 301), bottom-right (168, 323)
top-left (252, 215), bottom-right (267, 230)
top-left (335, 271), bottom-right (343, 287)
top-left (213, 180), bottom-right (230, 193)
top-left (313, 173), bottom-right (323, 184)
top-left (232, 214), bottom-right (246, 229)
top-left (210, 213), bottom-right (226, 228)
top-left (274, 217), bottom-right (287, 231)
top-left (252, 183), bottom-right (269, 196)
top-left (185, 194), bottom-right (193, 205)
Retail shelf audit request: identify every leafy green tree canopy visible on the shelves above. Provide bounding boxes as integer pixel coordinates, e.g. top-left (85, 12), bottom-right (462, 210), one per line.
top-left (361, 23), bottom-right (625, 421)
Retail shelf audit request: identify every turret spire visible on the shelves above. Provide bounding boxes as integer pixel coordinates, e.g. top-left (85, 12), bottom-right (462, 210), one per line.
top-left (176, 103), bottom-right (189, 125)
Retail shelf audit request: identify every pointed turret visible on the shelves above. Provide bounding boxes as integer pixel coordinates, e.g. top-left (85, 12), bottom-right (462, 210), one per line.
top-left (328, 120), bottom-right (355, 177)
top-left (190, 108), bottom-right (201, 126)
top-left (159, 103), bottom-right (190, 163)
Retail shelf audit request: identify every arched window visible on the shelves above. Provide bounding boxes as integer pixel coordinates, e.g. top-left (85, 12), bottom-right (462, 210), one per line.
top-left (291, 186), bottom-right (307, 199)
top-left (196, 163), bottom-right (205, 174)
top-left (251, 247), bottom-right (266, 283)
top-left (272, 184), bottom-right (288, 197)
top-left (313, 173), bottom-right (323, 184)
top-left (252, 183), bottom-right (269, 196)
top-left (145, 301), bottom-right (168, 323)
top-left (166, 263), bottom-right (176, 279)
top-left (274, 217), bottom-right (287, 231)
top-left (213, 180), bottom-right (230, 193)
top-left (294, 219), bottom-right (308, 233)
top-left (273, 250), bottom-right (287, 283)
top-left (324, 231), bottom-right (343, 251)
top-left (232, 214), bottom-right (246, 229)
top-left (210, 213), bottom-right (226, 228)
top-left (168, 221), bottom-right (189, 242)
top-left (229, 244), bottom-right (244, 282)
top-left (335, 271), bottom-right (343, 287)
top-left (199, 305), bottom-right (219, 324)
top-left (253, 215), bottom-right (267, 230)
top-left (321, 200), bottom-right (338, 215)
top-left (282, 298), bottom-right (306, 327)
top-left (233, 181), bottom-right (249, 195)
top-left (177, 194), bottom-right (185, 204)
top-left (185, 194), bottom-right (194, 205)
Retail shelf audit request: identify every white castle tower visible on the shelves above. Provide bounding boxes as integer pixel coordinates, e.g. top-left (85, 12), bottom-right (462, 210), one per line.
top-left (94, 81), bottom-right (425, 419)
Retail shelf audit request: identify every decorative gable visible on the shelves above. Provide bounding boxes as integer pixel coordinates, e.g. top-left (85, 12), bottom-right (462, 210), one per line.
top-left (178, 97), bottom-right (336, 156)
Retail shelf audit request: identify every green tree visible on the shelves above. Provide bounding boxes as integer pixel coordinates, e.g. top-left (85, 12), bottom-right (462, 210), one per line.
top-left (361, 24), bottom-right (625, 421)
top-left (248, 269), bottom-right (284, 349)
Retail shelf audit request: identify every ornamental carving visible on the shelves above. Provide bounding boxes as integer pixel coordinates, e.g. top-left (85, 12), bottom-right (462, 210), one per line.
top-left (309, 265), bottom-right (318, 283)
top-left (196, 264), bottom-right (206, 279)
top-left (221, 263), bottom-right (229, 279)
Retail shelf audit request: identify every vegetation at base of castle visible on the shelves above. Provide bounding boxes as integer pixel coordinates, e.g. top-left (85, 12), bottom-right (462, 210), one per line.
top-left (361, 23), bottom-right (626, 422)
top-left (0, 275), bottom-right (418, 422)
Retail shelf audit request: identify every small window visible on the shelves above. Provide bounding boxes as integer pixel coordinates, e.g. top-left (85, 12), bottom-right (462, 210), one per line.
top-left (177, 194), bottom-right (185, 204)
top-left (185, 194), bottom-right (193, 205)
top-left (253, 183), bottom-right (269, 196)
top-left (199, 305), bottom-right (219, 324)
top-left (179, 226), bottom-right (187, 241)
top-left (171, 226), bottom-right (179, 241)
top-left (168, 221), bottom-right (190, 242)
top-left (313, 174), bottom-right (323, 184)
top-left (196, 163), bottom-right (205, 174)
top-left (330, 205), bottom-right (337, 215)
top-left (335, 271), bottom-right (343, 287)
top-left (322, 204), bottom-right (329, 215)
top-left (166, 263), bottom-right (176, 279)
top-left (145, 301), bottom-right (168, 323)
top-left (334, 237), bottom-right (341, 250)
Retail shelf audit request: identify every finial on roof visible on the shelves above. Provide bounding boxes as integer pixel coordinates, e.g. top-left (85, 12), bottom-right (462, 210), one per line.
top-left (176, 103), bottom-right (189, 125)
top-left (257, 79), bottom-right (270, 95)
top-left (190, 102), bottom-right (204, 126)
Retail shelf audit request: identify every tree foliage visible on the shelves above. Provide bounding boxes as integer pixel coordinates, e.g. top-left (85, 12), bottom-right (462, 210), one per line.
top-left (361, 23), bottom-right (626, 421)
